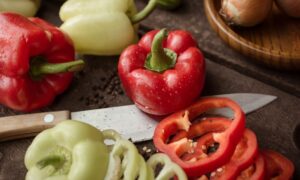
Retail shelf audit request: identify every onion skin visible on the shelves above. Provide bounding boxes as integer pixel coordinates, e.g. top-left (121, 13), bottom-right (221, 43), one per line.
top-left (276, 0), bottom-right (300, 18)
top-left (220, 0), bottom-right (273, 27)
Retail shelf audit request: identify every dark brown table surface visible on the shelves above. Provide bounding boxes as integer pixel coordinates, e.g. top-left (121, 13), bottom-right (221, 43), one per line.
top-left (0, 0), bottom-right (300, 179)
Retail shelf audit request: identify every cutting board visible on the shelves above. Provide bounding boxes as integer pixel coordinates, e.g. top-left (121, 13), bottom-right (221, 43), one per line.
top-left (204, 0), bottom-right (300, 70)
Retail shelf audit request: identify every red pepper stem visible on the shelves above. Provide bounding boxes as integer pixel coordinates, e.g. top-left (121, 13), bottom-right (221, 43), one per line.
top-left (30, 59), bottom-right (85, 77)
top-left (145, 29), bottom-right (177, 73)
top-left (130, 0), bottom-right (158, 24)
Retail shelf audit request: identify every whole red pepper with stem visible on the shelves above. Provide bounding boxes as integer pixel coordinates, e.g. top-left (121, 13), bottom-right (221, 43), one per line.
top-left (0, 13), bottom-right (84, 112)
top-left (118, 29), bottom-right (205, 115)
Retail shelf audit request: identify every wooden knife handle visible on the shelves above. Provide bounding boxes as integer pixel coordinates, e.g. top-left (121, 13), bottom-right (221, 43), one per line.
top-left (0, 111), bottom-right (70, 142)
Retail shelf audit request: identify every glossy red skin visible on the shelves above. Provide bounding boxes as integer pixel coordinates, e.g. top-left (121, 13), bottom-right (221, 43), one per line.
top-left (0, 13), bottom-right (75, 111)
top-left (153, 97), bottom-right (245, 177)
top-left (262, 150), bottom-right (295, 180)
top-left (118, 30), bottom-right (205, 115)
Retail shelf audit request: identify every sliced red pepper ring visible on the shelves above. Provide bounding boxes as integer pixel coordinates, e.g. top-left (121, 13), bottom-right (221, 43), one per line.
top-left (179, 128), bottom-right (258, 179)
top-left (209, 129), bottom-right (258, 180)
top-left (262, 149), bottom-right (295, 180)
top-left (237, 153), bottom-right (265, 180)
top-left (153, 97), bottom-right (246, 177)
top-left (169, 117), bottom-right (231, 143)
top-left (169, 117), bottom-right (231, 162)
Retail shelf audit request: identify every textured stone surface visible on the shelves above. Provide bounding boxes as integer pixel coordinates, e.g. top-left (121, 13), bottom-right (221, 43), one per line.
top-left (0, 0), bottom-right (299, 179)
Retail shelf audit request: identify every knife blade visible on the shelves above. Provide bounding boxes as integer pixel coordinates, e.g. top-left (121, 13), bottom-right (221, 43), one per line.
top-left (0, 93), bottom-right (276, 142)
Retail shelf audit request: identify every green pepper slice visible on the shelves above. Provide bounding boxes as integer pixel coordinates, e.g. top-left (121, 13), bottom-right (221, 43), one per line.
top-left (147, 153), bottom-right (188, 180)
top-left (103, 129), bottom-right (143, 180)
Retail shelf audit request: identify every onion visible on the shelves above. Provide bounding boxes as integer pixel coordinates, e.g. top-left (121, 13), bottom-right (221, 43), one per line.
top-left (276, 0), bottom-right (300, 18)
top-left (220, 0), bottom-right (273, 27)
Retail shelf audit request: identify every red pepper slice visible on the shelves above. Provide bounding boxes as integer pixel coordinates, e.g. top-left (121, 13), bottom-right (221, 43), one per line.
top-left (237, 153), bottom-right (265, 180)
top-left (169, 117), bottom-right (231, 144)
top-left (210, 129), bottom-right (258, 180)
top-left (176, 120), bottom-right (258, 180)
top-left (153, 97), bottom-right (245, 177)
top-left (118, 29), bottom-right (205, 115)
top-left (262, 150), bottom-right (295, 180)
top-left (169, 117), bottom-right (231, 162)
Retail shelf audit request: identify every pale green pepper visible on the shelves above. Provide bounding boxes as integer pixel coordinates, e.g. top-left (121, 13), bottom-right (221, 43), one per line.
top-left (59, 0), bottom-right (161, 55)
top-left (0, 0), bottom-right (40, 17)
top-left (102, 129), bottom-right (187, 180)
top-left (24, 120), bottom-right (109, 180)
top-left (147, 153), bottom-right (188, 180)
top-left (103, 129), bottom-right (153, 180)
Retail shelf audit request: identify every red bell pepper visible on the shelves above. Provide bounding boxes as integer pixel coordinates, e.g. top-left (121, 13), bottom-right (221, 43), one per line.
top-left (118, 29), bottom-right (205, 115)
top-left (262, 150), bottom-right (295, 180)
top-left (0, 13), bottom-right (84, 112)
top-left (153, 97), bottom-right (245, 177)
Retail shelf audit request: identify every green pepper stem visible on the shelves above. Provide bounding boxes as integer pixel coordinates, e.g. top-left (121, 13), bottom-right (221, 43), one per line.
top-left (130, 0), bottom-right (158, 24)
top-left (30, 58), bottom-right (85, 77)
top-left (144, 29), bottom-right (177, 73)
top-left (37, 155), bottom-right (65, 170)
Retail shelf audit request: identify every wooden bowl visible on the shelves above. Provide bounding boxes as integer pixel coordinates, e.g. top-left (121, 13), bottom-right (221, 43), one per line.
top-left (204, 0), bottom-right (300, 70)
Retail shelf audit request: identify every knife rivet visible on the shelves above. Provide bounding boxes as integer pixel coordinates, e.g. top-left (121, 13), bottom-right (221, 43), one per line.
top-left (44, 114), bottom-right (54, 123)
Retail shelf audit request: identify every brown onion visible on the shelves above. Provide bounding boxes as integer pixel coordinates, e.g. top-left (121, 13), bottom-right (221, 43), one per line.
top-left (220, 0), bottom-right (273, 27)
top-left (276, 0), bottom-right (300, 18)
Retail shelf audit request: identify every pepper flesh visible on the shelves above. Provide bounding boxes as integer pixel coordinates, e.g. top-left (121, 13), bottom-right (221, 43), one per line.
top-left (103, 129), bottom-right (188, 180)
top-left (0, 13), bottom-right (84, 111)
top-left (0, 0), bottom-right (40, 17)
top-left (25, 120), bottom-right (109, 180)
top-left (118, 29), bottom-right (205, 115)
top-left (237, 153), bottom-right (265, 180)
top-left (147, 153), bottom-right (188, 180)
top-left (60, 0), bottom-right (138, 55)
top-left (210, 129), bottom-right (258, 180)
top-left (103, 129), bottom-right (143, 180)
top-left (153, 97), bottom-right (245, 177)
top-left (59, 0), bottom-right (163, 55)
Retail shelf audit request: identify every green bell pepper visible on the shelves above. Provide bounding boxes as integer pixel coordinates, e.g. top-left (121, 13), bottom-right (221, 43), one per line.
top-left (147, 153), bottom-right (188, 180)
top-left (59, 0), bottom-right (161, 55)
top-left (24, 120), bottom-right (109, 180)
top-left (103, 129), bottom-right (152, 180)
top-left (102, 129), bottom-right (187, 180)
top-left (0, 0), bottom-right (40, 17)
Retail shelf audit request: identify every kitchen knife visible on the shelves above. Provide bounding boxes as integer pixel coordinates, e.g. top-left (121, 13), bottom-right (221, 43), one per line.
top-left (0, 93), bottom-right (276, 142)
